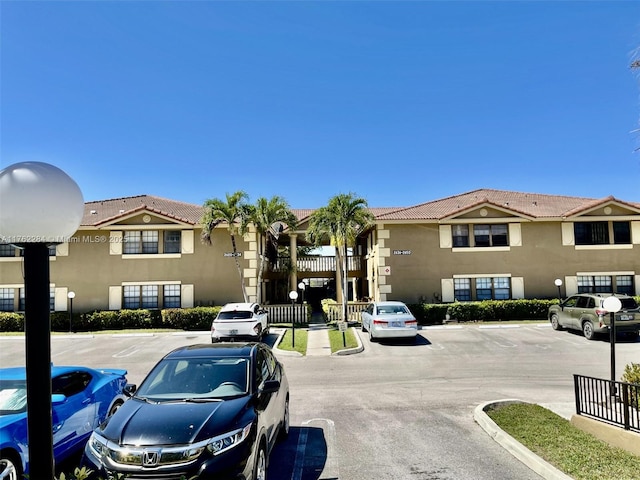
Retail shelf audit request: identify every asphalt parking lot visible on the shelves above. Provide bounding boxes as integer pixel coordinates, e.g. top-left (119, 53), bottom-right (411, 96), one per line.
top-left (1, 324), bottom-right (638, 479)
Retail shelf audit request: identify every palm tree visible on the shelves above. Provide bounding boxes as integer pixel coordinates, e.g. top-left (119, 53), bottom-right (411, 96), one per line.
top-left (247, 196), bottom-right (298, 304)
top-left (306, 193), bottom-right (374, 322)
top-left (200, 191), bottom-right (251, 302)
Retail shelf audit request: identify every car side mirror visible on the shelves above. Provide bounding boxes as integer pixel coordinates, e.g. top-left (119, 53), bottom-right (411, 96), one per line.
top-left (123, 383), bottom-right (137, 397)
top-left (261, 379), bottom-right (280, 394)
top-left (52, 393), bottom-right (66, 405)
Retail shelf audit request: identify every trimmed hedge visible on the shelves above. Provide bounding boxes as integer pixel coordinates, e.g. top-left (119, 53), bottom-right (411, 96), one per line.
top-left (407, 298), bottom-right (559, 325)
top-left (0, 307), bottom-right (220, 333)
top-left (3, 297), bottom-right (638, 332)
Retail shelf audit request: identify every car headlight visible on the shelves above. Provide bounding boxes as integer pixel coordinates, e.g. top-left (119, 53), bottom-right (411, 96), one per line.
top-left (207, 422), bottom-right (253, 456)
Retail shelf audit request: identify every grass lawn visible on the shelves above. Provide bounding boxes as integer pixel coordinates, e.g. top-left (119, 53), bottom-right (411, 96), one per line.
top-left (487, 403), bottom-right (640, 480)
top-left (328, 325), bottom-right (358, 352)
top-left (276, 328), bottom-right (308, 355)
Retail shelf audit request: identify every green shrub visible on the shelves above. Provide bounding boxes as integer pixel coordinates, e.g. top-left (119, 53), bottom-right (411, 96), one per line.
top-left (621, 363), bottom-right (640, 409)
top-left (161, 306), bottom-right (219, 330)
top-left (0, 312), bottom-right (23, 332)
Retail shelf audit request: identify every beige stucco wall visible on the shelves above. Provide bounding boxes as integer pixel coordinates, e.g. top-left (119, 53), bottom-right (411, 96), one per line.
top-left (0, 220), bottom-right (254, 312)
top-left (373, 219), bottom-right (640, 304)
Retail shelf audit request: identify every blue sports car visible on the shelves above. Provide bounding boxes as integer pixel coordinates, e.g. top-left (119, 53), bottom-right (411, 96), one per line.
top-left (0, 365), bottom-right (128, 480)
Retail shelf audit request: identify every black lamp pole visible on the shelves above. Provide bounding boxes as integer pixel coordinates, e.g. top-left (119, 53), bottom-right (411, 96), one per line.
top-left (24, 243), bottom-right (54, 479)
top-left (610, 311), bottom-right (617, 399)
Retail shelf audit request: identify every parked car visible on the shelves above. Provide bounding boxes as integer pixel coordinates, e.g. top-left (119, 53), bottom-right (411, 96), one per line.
top-left (0, 365), bottom-right (128, 480)
top-left (82, 342), bottom-right (289, 480)
top-left (361, 301), bottom-right (418, 341)
top-left (211, 302), bottom-right (269, 342)
top-left (548, 293), bottom-right (640, 340)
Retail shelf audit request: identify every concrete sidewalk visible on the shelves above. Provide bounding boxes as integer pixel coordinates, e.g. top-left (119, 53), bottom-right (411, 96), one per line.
top-left (306, 323), bottom-right (332, 356)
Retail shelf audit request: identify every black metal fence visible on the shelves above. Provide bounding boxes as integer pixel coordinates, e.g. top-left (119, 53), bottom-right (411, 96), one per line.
top-left (573, 374), bottom-right (640, 433)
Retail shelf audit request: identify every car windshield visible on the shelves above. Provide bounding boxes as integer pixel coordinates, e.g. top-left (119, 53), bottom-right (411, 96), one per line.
top-left (377, 305), bottom-right (409, 315)
top-left (217, 311), bottom-right (253, 320)
top-left (0, 380), bottom-right (27, 414)
top-left (136, 357), bottom-right (249, 400)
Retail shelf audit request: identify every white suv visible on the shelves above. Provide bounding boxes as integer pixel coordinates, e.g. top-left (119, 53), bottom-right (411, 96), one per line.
top-left (211, 303), bottom-right (269, 342)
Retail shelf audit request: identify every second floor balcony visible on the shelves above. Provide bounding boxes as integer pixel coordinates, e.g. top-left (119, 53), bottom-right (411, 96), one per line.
top-left (269, 255), bottom-right (364, 274)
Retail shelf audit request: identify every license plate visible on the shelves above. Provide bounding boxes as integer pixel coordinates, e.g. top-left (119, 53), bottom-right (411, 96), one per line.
top-left (389, 321), bottom-right (402, 328)
top-left (229, 329), bottom-right (238, 335)
top-left (619, 315), bottom-right (633, 321)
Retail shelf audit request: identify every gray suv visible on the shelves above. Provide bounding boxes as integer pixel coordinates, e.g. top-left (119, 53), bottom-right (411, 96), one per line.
top-left (548, 293), bottom-right (640, 340)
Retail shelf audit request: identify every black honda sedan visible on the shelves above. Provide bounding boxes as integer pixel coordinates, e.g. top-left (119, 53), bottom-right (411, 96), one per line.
top-left (82, 342), bottom-right (289, 480)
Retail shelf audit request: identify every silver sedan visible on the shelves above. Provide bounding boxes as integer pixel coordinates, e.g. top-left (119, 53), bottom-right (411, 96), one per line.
top-left (360, 301), bottom-right (418, 341)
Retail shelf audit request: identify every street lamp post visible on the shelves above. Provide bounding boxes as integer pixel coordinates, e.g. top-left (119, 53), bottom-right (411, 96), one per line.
top-left (603, 296), bottom-right (622, 401)
top-left (289, 290), bottom-right (298, 348)
top-left (554, 278), bottom-right (563, 301)
top-left (298, 281), bottom-right (305, 304)
top-left (0, 162), bottom-right (84, 480)
top-left (67, 291), bottom-right (76, 332)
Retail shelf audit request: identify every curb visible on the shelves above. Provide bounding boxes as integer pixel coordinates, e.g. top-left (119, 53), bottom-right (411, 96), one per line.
top-left (333, 327), bottom-right (364, 355)
top-left (272, 327), bottom-right (303, 357)
top-left (474, 399), bottom-right (573, 480)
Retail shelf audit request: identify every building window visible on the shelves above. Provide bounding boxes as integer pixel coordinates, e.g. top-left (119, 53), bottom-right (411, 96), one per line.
top-left (577, 275), bottom-right (611, 293)
top-left (613, 222), bottom-right (631, 244)
top-left (454, 277), bottom-right (511, 301)
top-left (474, 224), bottom-right (508, 247)
top-left (574, 222), bottom-right (608, 245)
top-left (452, 225), bottom-right (469, 247)
top-left (454, 278), bottom-right (471, 301)
top-left (164, 231), bottom-right (181, 254)
top-left (577, 275), bottom-right (634, 295)
top-left (494, 277), bottom-right (511, 299)
top-left (123, 286), bottom-right (140, 308)
top-left (163, 284), bottom-right (181, 308)
top-left (0, 244), bottom-right (16, 257)
top-left (0, 288), bottom-right (14, 311)
top-left (123, 285), bottom-right (159, 309)
top-left (476, 278), bottom-right (492, 300)
top-left (616, 275), bottom-right (634, 295)
top-left (574, 221), bottom-right (631, 246)
top-left (142, 285), bottom-right (158, 308)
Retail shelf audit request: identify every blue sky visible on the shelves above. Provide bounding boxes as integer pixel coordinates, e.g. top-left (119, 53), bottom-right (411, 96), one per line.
top-left (2, 1), bottom-right (640, 209)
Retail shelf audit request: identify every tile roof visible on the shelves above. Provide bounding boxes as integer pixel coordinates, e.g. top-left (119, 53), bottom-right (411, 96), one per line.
top-left (80, 189), bottom-right (640, 227)
top-left (82, 195), bottom-right (203, 226)
top-left (374, 189), bottom-right (640, 220)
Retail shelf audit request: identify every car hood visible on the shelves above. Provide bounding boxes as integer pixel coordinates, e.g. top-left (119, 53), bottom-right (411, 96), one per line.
top-left (98, 396), bottom-right (251, 446)
top-left (0, 412), bottom-right (25, 430)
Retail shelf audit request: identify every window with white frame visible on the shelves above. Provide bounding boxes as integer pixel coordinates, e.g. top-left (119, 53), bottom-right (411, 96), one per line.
top-left (452, 225), bottom-right (469, 247)
top-left (451, 224), bottom-right (509, 248)
top-left (454, 278), bottom-right (471, 301)
top-left (163, 284), bottom-right (181, 308)
top-left (164, 231), bottom-right (181, 254)
top-left (574, 221), bottom-right (631, 246)
top-left (123, 230), bottom-right (180, 254)
top-left (577, 275), bottom-right (634, 295)
top-left (474, 224), bottom-right (508, 247)
top-left (0, 288), bottom-right (14, 311)
top-left (454, 277), bottom-right (511, 301)
top-left (123, 285), bottom-right (167, 309)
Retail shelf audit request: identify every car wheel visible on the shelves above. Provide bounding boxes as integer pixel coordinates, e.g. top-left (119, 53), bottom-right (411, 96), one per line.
top-left (0, 453), bottom-right (22, 480)
top-left (108, 399), bottom-right (124, 416)
top-left (278, 397), bottom-right (290, 441)
top-left (361, 321), bottom-right (367, 333)
top-left (253, 442), bottom-right (267, 480)
top-left (369, 328), bottom-right (377, 342)
top-left (582, 321), bottom-right (596, 340)
top-left (550, 313), bottom-right (563, 331)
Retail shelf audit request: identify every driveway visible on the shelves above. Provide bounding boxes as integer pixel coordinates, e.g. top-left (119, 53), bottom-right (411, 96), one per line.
top-left (1, 324), bottom-right (636, 479)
